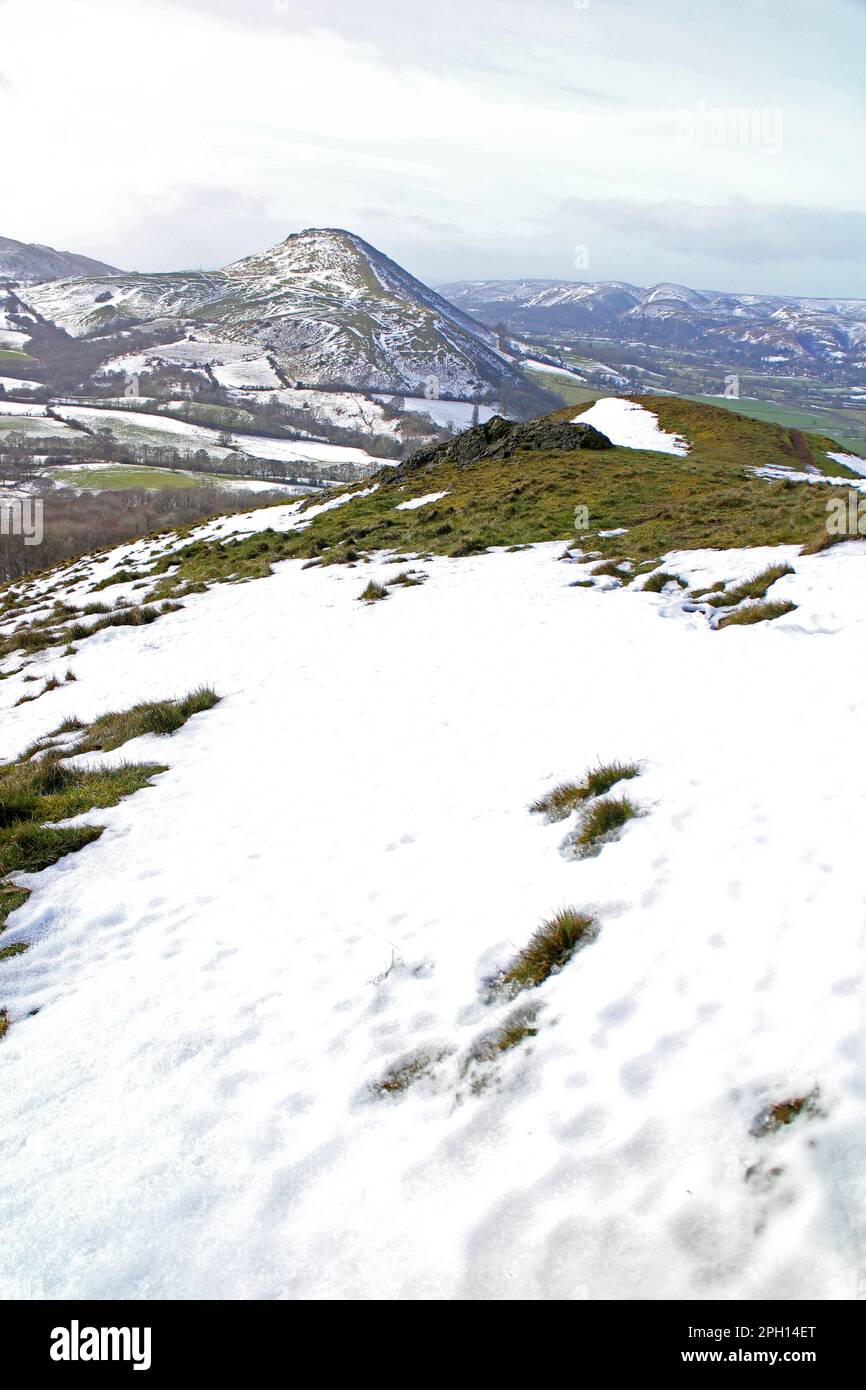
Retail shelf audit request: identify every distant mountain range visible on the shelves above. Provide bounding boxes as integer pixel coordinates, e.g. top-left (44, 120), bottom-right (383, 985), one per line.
top-left (439, 278), bottom-right (866, 371)
top-left (0, 235), bottom-right (120, 285)
top-left (10, 230), bottom-right (533, 404)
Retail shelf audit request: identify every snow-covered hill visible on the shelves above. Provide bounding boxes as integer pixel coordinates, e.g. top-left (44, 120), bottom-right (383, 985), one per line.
top-left (1, 500), bottom-right (866, 1298)
top-left (16, 230), bottom-right (529, 401)
top-left (441, 277), bottom-right (866, 369)
top-left (2, 402), bottom-right (865, 1299)
top-left (0, 235), bottom-right (120, 286)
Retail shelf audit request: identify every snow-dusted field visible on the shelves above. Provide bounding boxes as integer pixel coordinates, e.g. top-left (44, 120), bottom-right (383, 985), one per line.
top-left (372, 393), bottom-right (497, 430)
top-left (0, 376), bottom-right (42, 393)
top-left (2, 520), bottom-right (866, 1300)
top-left (53, 405), bottom-right (388, 469)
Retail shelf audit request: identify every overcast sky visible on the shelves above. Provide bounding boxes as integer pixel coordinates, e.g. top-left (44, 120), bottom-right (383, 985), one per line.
top-left (1, 0), bottom-right (864, 295)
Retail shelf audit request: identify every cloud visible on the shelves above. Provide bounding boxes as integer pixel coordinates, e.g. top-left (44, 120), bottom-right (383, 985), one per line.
top-left (110, 185), bottom-right (293, 271)
top-left (559, 197), bottom-right (866, 265)
top-left (357, 207), bottom-right (463, 236)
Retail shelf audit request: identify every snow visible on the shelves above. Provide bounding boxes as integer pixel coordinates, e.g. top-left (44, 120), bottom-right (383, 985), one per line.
top-left (2, 533), bottom-right (866, 1300)
top-left (395, 490), bottom-right (450, 511)
top-left (522, 358), bottom-right (587, 381)
top-left (0, 401), bottom-right (49, 417)
top-left (373, 394), bottom-right (497, 430)
top-left (0, 376), bottom-right (42, 393)
top-left (53, 405), bottom-right (388, 469)
top-left (0, 329), bottom-right (30, 350)
top-left (574, 398), bottom-right (690, 455)
top-left (827, 450), bottom-right (866, 478)
top-left (212, 357), bottom-right (282, 391)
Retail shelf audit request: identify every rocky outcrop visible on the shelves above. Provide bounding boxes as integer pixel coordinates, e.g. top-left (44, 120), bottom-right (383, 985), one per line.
top-left (382, 414), bottom-right (612, 484)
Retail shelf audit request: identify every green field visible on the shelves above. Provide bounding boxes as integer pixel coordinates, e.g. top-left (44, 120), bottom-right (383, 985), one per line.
top-left (686, 395), bottom-right (866, 459)
top-left (523, 367), bottom-right (602, 409)
top-left (0, 350), bottom-right (37, 364)
top-left (50, 465), bottom-right (210, 491)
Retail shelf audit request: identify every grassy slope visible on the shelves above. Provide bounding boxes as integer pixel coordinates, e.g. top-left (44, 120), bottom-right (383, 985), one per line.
top-left (129, 397), bottom-right (865, 599)
top-left (4, 397), bottom-right (862, 616)
top-left (684, 394), bottom-right (866, 459)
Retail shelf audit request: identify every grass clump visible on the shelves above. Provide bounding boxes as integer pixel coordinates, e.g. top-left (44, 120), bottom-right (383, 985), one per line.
top-left (91, 568), bottom-right (139, 591)
top-left (642, 570), bottom-right (687, 593)
top-left (717, 600), bottom-right (797, 629)
top-left (0, 823), bottom-right (105, 878)
top-left (563, 794), bottom-right (641, 858)
top-left (467, 1005), bottom-right (540, 1066)
top-left (0, 1007), bottom-right (8, 1040)
top-left (531, 760), bottom-right (640, 822)
top-left (371, 1047), bottom-right (453, 1096)
top-left (389, 569), bottom-right (427, 587)
top-left (0, 941), bottom-right (29, 962)
top-left (0, 885), bottom-right (29, 934)
top-left (57, 687), bottom-right (220, 754)
top-left (750, 1089), bottom-right (822, 1138)
top-left (359, 581), bottom-right (389, 604)
top-left (489, 908), bottom-right (599, 1000)
top-left (704, 562), bottom-right (794, 608)
top-left (590, 558), bottom-right (633, 582)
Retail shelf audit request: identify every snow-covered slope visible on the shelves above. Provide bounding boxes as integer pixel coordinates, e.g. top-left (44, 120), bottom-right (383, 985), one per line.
top-left (0, 235), bottom-right (120, 285)
top-left (17, 230), bottom-right (528, 400)
top-left (2, 494), bottom-right (866, 1298)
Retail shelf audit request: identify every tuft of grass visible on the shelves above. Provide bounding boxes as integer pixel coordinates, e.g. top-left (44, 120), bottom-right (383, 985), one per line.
top-left (489, 908), bottom-right (599, 1000)
top-left (531, 760), bottom-right (640, 822)
top-left (590, 558), bottom-right (633, 582)
top-left (751, 1089), bottom-right (822, 1138)
top-left (704, 562), bottom-right (794, 608)
top-left (371, 1047), bottom-right (452, 1096)
top-left (0, 884), bottom-right (29, 934)
top-left (0, 823), bottom-right (105, 878)
top-left (717, 600), bottom-right (797, 629)
top-left (642, 570), bottom-right (687, 593)
top-left (0, 1007), bottom-right (8, 1040)
top-left (65, 687), bottom-right (219, 753)
top-left (563, 794), bottom-right (641, 858)
top-left (90, 568), bottom-right (139, 591)
top-left (389, 569), bottom-right (427, 587)
top-left (359, 581), bottom-right (389, 604)
top-left (467, 1005), bottom-right (540, 1067)
top-left (0, 941), bottom-right (29, 962)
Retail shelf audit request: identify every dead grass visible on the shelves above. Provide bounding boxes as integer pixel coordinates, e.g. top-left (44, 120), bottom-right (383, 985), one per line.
top-left (563, 794), bottom-right (641, 858)
top-left (489, 908), bottom-right (599, 1000)
top-left (359, 581), bottom-right (389, 604)
top-left (642, 571), bottom-right (687, 593)
top-left (371, 1047), bottom-right (453, 1096)
top-left (704, 563), bottom-right (794, 608)
top-left (750, 1088), bottom-right (822, 1137)
top-left (531, 760), bottom-right (640, 822)
top-left (717, 600), bottom-right (797, 629)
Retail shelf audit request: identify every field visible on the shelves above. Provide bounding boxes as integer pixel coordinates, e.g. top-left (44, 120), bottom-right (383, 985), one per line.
top-left (686, 394), bottom-right (866, 458)
top-left (49, 464), bottom-right (206, 491)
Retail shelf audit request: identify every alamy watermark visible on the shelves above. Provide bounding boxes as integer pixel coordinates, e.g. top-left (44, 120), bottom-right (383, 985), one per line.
top-left (50, 1320), bottom-right (152, 1372)
top-left (827, 492), bottom-right (866, 537)
top-left (0, 497), bottom-right (43, 546)
top-left (675, 103), bottom-right (783, 156)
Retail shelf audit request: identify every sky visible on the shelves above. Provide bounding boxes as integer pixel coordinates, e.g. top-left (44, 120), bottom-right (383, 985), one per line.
top-left (1, 0), bottom-right (864, 296)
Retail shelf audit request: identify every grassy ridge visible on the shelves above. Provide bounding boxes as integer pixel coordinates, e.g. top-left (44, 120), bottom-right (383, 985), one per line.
top-left (128, 398), bottom-right (865, 597)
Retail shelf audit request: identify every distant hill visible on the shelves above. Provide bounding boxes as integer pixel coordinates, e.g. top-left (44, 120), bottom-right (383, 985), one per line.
top-left (439, 276), bottom-right (866, 371)
top-left (0, 235), bottom-right (121, 285)
top-left (14, 229), bottom-right (538, 405)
